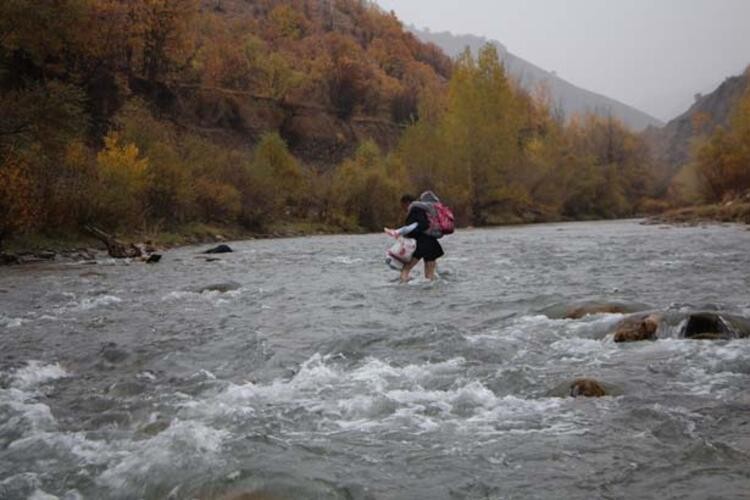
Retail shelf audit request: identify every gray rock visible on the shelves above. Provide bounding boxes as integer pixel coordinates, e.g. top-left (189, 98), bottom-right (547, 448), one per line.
top-left (100, 342), bottom-right (129, 363)
top-left (203, 244), bottom-right (233, 254)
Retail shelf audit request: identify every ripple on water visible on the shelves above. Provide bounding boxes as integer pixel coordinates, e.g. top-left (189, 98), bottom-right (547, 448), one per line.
top-left (2, 221), bottom-right (750, 498)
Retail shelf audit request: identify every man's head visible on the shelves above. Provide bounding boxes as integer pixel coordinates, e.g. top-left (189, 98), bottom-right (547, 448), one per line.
top-left (400, 194), bottom-right (415, 212)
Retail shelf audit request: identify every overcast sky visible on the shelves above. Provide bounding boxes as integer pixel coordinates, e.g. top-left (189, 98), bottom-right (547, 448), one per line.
top-left (376, 0), bottom-right (750, 122)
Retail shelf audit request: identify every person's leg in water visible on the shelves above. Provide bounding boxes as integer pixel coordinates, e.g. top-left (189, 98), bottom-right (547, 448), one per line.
top-left (424, 260), bottom-right (437, 281)
top-left (400, 258), bottom-right (419, 283)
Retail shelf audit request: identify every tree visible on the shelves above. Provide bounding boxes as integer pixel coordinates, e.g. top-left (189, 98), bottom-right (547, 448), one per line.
top-left (95, 134), bottom-right (149, 229)
top-left (696, 84), bottom-right (750, 200)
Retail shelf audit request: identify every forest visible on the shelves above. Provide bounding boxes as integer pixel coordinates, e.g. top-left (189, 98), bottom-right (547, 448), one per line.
top-left (1, 0), bottom-right (749, 248)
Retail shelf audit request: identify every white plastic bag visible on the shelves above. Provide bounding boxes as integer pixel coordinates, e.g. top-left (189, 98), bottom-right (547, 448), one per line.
top-left (385, 237), bottom-right (416, 271)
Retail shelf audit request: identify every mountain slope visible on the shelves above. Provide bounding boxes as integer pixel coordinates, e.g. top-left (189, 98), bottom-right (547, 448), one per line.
top-left (413, 28), bottom-right (663, 131)
top-left (646, 69), bottom-right (749, 168)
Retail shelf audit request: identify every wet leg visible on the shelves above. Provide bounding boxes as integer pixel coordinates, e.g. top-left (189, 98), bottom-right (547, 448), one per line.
top-left (400, 258), bottom-right (419, 283)
top-left (424, 260), bottom-right (437, 280)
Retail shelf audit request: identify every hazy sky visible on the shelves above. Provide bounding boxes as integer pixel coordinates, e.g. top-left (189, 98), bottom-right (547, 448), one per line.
top-left (376, 0), bottom-right (750, 122)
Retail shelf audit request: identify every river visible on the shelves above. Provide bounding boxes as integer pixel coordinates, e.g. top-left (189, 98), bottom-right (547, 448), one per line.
top-left (1, 220), bottom-right (750, 499)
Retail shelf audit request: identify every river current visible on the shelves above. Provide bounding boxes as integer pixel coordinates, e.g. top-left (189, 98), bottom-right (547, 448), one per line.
top-left (1, 220), bottom-right (750, 499)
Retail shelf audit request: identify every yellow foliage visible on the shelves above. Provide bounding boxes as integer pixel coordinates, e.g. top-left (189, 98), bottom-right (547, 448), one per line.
top-left (193, 178), bottom-right (241, 222)
top-left (696, 86), bottom-right (750, 200)
top-left (268, 5), bottom-right (309, 40)
top-left (95, 134), bottom-right (149, 229)
top-left (329, 141), bottom-right (405, 231)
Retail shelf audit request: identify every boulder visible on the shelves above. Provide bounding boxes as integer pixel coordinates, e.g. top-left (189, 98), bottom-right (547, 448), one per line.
top-left (203, 244), bottom-right (233, 254)
top-left (569, 378), bottom-right (609, 398)
top-left (681, 313), bottom-right (735, 340)
top-left (145, 254), bottom-right (162, 264)
top-left (137, 419), bottom-right (170, 438)
top-left (613, 314), bottom-right (661, 343)
top-left (546, 378), bottom-right (619, 398)
top-left (100, 342), bottom-right (129, 363)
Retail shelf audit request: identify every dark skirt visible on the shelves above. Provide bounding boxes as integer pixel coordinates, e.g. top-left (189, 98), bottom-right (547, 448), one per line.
top-left (413, 234), bottom-right (444, 262)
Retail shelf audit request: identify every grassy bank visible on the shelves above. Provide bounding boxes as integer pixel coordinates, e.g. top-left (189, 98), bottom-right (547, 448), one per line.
top-left (2, 221), bottom-right (345, 257)
top-left (647, 202), bottom-right (750, 225)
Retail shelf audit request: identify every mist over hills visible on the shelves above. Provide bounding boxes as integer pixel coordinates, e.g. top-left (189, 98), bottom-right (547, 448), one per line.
top-left (412, 28), bottom-right (664, 131)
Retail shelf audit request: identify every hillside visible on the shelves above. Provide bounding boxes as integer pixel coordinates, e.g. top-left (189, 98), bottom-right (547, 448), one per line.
top-left (1, 0), bottom-right (452, 166)
top-left (172, 0), bottom-right (453, 165)
top-left (0, 0), bottom-right (452, 241)
top-left (646, 69), bottom-right (749, 169)
top-left (0, 0), bottom-right (670, 250)
top-left (412, 28), bottom-right (663, 131)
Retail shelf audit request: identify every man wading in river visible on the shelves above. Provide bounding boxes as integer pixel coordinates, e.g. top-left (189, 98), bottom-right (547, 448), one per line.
top-left (385, 191), bottom-right (454, 283)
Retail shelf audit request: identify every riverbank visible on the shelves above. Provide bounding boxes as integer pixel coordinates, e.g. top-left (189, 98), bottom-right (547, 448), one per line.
top-left (6, 207), bottom-right (747, 266)
top-left (645, 201), bottom-right (750, 226)
top-left (0, 221), bottom-right (344, 265)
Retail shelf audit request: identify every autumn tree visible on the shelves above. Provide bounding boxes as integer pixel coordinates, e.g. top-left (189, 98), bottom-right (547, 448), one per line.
top-left (696, 83), bottom-right (750, 201)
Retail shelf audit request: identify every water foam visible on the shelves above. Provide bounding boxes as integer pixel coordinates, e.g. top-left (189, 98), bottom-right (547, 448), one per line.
top-left (51, 295), bottom-right (123, 315)
top-left (10, 361), bottom-right (69, 390)
top-left (181, 354), bottom-right (576, 439)
top-left (97, 420), bottom-right (227, 491)
top-left (161, 288), bottom-right (246, 305)
top-left (0, 314), bottom-right (27, 328)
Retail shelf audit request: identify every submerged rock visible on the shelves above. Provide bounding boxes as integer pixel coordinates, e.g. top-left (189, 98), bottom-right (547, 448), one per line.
top-left (540, 300), bottom-right (651, 320)
top-left (546, 378), bottom-right (618, 398)
top-left (203, 244), bottom-right (233, 254)
top-left (569, 378), bottom-right (609, 397)
top-left (565, 303), bottom-right (631, 319)
top-left (100, 342), bottom-right (129, 363)
top-left (140, 420), bottom-right (171, 437)
top-left (197, 281), bottom-right (241, 293)
top-left (613, 314), bottom-right (661, 343)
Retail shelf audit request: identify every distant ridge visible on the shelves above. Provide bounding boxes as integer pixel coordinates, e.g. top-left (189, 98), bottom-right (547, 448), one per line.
top-left (412, 28), bottom-right (664, 131)
top-left (646, 69), bottom-right (749, 168)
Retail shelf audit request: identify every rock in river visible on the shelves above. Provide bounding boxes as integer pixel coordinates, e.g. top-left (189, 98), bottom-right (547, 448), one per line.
top-left (679, 312), bottom-right (750, 340)
top-left (547, 378), bottom-right (617, 398)
top-left (613, 314), bottom-right (661, 343)
top-left (203, 244), bottom-right (233, 254)
top-left (569, 378), bottom-right (609, 397)
top-left (196, 281), bottom-right (241, 293)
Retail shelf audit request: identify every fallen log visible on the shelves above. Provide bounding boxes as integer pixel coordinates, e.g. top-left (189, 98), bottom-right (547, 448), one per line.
top-left (84, 225), bottom-right (160, 262)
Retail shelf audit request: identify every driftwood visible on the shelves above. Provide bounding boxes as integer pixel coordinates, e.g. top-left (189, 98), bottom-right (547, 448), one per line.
top-left (84, 225), bottom-right (159, 262)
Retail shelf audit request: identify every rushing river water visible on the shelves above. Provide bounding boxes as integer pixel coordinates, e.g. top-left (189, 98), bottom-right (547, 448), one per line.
top-left (2, 220), bottom-right (750, 500)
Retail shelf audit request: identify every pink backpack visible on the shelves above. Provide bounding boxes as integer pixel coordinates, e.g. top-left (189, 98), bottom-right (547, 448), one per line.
top-left (435, 203), bottom-right (455, 235)
top-left (429, 203), bottom-right (455, 238)
top-left (409, 192), bottom-right (455, 239)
